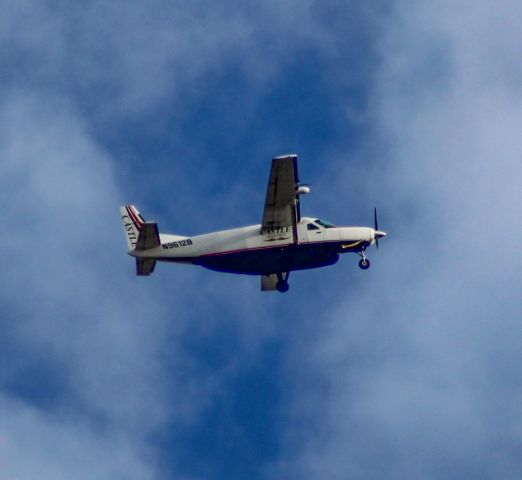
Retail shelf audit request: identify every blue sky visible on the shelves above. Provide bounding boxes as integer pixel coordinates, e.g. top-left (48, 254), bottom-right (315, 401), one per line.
top-left (1, 1), bottom-right (522, 479)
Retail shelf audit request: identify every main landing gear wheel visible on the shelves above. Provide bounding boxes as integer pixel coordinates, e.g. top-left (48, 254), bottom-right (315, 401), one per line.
top-left (359, 258), bottom-right (370, 270)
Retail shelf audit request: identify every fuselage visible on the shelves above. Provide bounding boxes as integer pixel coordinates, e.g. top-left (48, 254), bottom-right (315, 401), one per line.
top-left (130, 217), bottom-right (377, 275)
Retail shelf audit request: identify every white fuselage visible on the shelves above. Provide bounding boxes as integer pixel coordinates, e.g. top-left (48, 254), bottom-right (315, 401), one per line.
top-left (130, 217), bottom-right (376, 275)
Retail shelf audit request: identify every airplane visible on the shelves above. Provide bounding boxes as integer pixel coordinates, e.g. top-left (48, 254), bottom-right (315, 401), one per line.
top-left (120, 154), bottom-right (387, 292)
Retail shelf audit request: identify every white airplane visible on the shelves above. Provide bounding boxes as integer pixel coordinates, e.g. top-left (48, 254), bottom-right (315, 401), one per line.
top-left (120, 154), bottom-right (386, 292)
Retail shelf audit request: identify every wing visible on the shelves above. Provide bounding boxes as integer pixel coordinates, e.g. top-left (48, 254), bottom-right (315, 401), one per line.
top-left (261, 154), bottom-right (300, 240)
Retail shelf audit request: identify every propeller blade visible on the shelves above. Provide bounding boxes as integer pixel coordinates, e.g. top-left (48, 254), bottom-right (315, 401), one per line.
top-left (373, 208), bottom-right (387, 250)
top-left (374, 207), bottom-right (379, 250)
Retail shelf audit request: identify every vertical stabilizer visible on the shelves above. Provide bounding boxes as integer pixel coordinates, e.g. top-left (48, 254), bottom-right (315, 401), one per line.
top-left (120, 205), bottom-right (145, 250)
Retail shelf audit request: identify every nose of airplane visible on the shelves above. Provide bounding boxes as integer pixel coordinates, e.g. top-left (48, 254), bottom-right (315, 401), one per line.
top-left (373, 208), bottom-right (387, 250)
top-left (373, 228), bottom-right (387, 250)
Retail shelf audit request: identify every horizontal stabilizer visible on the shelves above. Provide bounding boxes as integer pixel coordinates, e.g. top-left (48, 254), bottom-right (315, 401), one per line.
top-left (136, 222), bottom-right (160, 250)
top-left (136, 258), bottom-right (156, 276)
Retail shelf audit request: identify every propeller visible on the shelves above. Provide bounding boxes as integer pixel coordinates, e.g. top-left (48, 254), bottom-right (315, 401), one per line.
top-left (373, 207), bottom-right (387, 250)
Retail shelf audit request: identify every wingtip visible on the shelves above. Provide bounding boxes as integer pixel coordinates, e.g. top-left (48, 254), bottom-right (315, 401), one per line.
top-left (273, 153), bottom-right (298, 160)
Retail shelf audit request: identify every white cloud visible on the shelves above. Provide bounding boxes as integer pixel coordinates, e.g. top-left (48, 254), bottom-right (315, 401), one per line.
top-left (271, 1), bottom-right (522, 479)
top-left (1, 2), bottom-right (325, 475)
top-left (0, 394), bottom-right (153, 480)
top-left (0, 90), bottom-right (172, 475)
top-left (8, 1), bottom-right (520, 478)
top-left (0, 1), bottom-right (384, 120)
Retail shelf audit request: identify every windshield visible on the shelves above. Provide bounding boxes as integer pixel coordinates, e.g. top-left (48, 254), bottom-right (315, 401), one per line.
top-left (315, 218), bottom-right (336, 228)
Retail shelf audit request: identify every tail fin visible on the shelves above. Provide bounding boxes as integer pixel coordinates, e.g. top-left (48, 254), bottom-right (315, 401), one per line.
top-left (120, 204), bottom-right (145, 250)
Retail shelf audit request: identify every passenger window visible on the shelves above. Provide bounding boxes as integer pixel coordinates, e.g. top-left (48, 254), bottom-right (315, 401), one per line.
top-left (307, 223), bottom-right (319, 231)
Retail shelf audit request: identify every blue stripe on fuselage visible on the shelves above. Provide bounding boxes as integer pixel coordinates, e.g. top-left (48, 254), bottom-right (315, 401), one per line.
top-left (191, 240), bottom-right (369, 275)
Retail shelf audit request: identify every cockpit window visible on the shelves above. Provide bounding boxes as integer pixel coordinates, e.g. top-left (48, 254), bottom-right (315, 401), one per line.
top-left (307, 223), bottom-right (320, 231)
top-left (314, 218), bottom-right (336, 228)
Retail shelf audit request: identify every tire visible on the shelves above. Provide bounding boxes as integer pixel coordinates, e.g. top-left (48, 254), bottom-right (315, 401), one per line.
top-left (359, 259), bottom-right (370, 270)
top-left (276, 280), bottom-right (290, 293)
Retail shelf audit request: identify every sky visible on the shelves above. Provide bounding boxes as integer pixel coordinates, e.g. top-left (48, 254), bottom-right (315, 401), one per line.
top-left (1, 1), bottom-right (521, 479)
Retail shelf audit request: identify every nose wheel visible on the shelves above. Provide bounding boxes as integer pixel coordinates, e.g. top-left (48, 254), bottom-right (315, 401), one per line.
top-left (358, 258), bottom-right (370, 270)
top-left (358, 251), bottom-right (370, 270)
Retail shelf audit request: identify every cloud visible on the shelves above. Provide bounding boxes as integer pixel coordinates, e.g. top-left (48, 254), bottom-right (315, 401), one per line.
top-left (0, 0), bottom-right (385, 119)
top-left (0, 8), bottom-right (310, 473)
top-left (0, 89), bottom-right (172, 475)
top-left (8, 1), bottom-right (519, 479)
top-left (0, 394), bottom-right (154, 480)
top-left (269, 1), bottom-right (522, 479)
top-left (0, 87), bottom-right (271, 478)
top-left (2, 2), bottom-right (332, 476)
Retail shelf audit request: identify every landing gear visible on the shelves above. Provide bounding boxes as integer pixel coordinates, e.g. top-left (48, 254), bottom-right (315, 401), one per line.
top-left (276, 272), bottom-right (290, 293)
top-left (358, 250), bottom-right (370, 270)
top-left (358, 258), bottom-right (370, 270)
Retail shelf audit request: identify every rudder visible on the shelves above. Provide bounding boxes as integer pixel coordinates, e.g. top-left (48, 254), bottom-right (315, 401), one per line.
top-left (120, 204), bottom-right (145, 250)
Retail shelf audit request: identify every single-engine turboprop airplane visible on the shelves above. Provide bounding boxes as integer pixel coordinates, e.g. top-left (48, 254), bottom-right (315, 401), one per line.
top-left (120, 154), bottom-right (386, 292)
